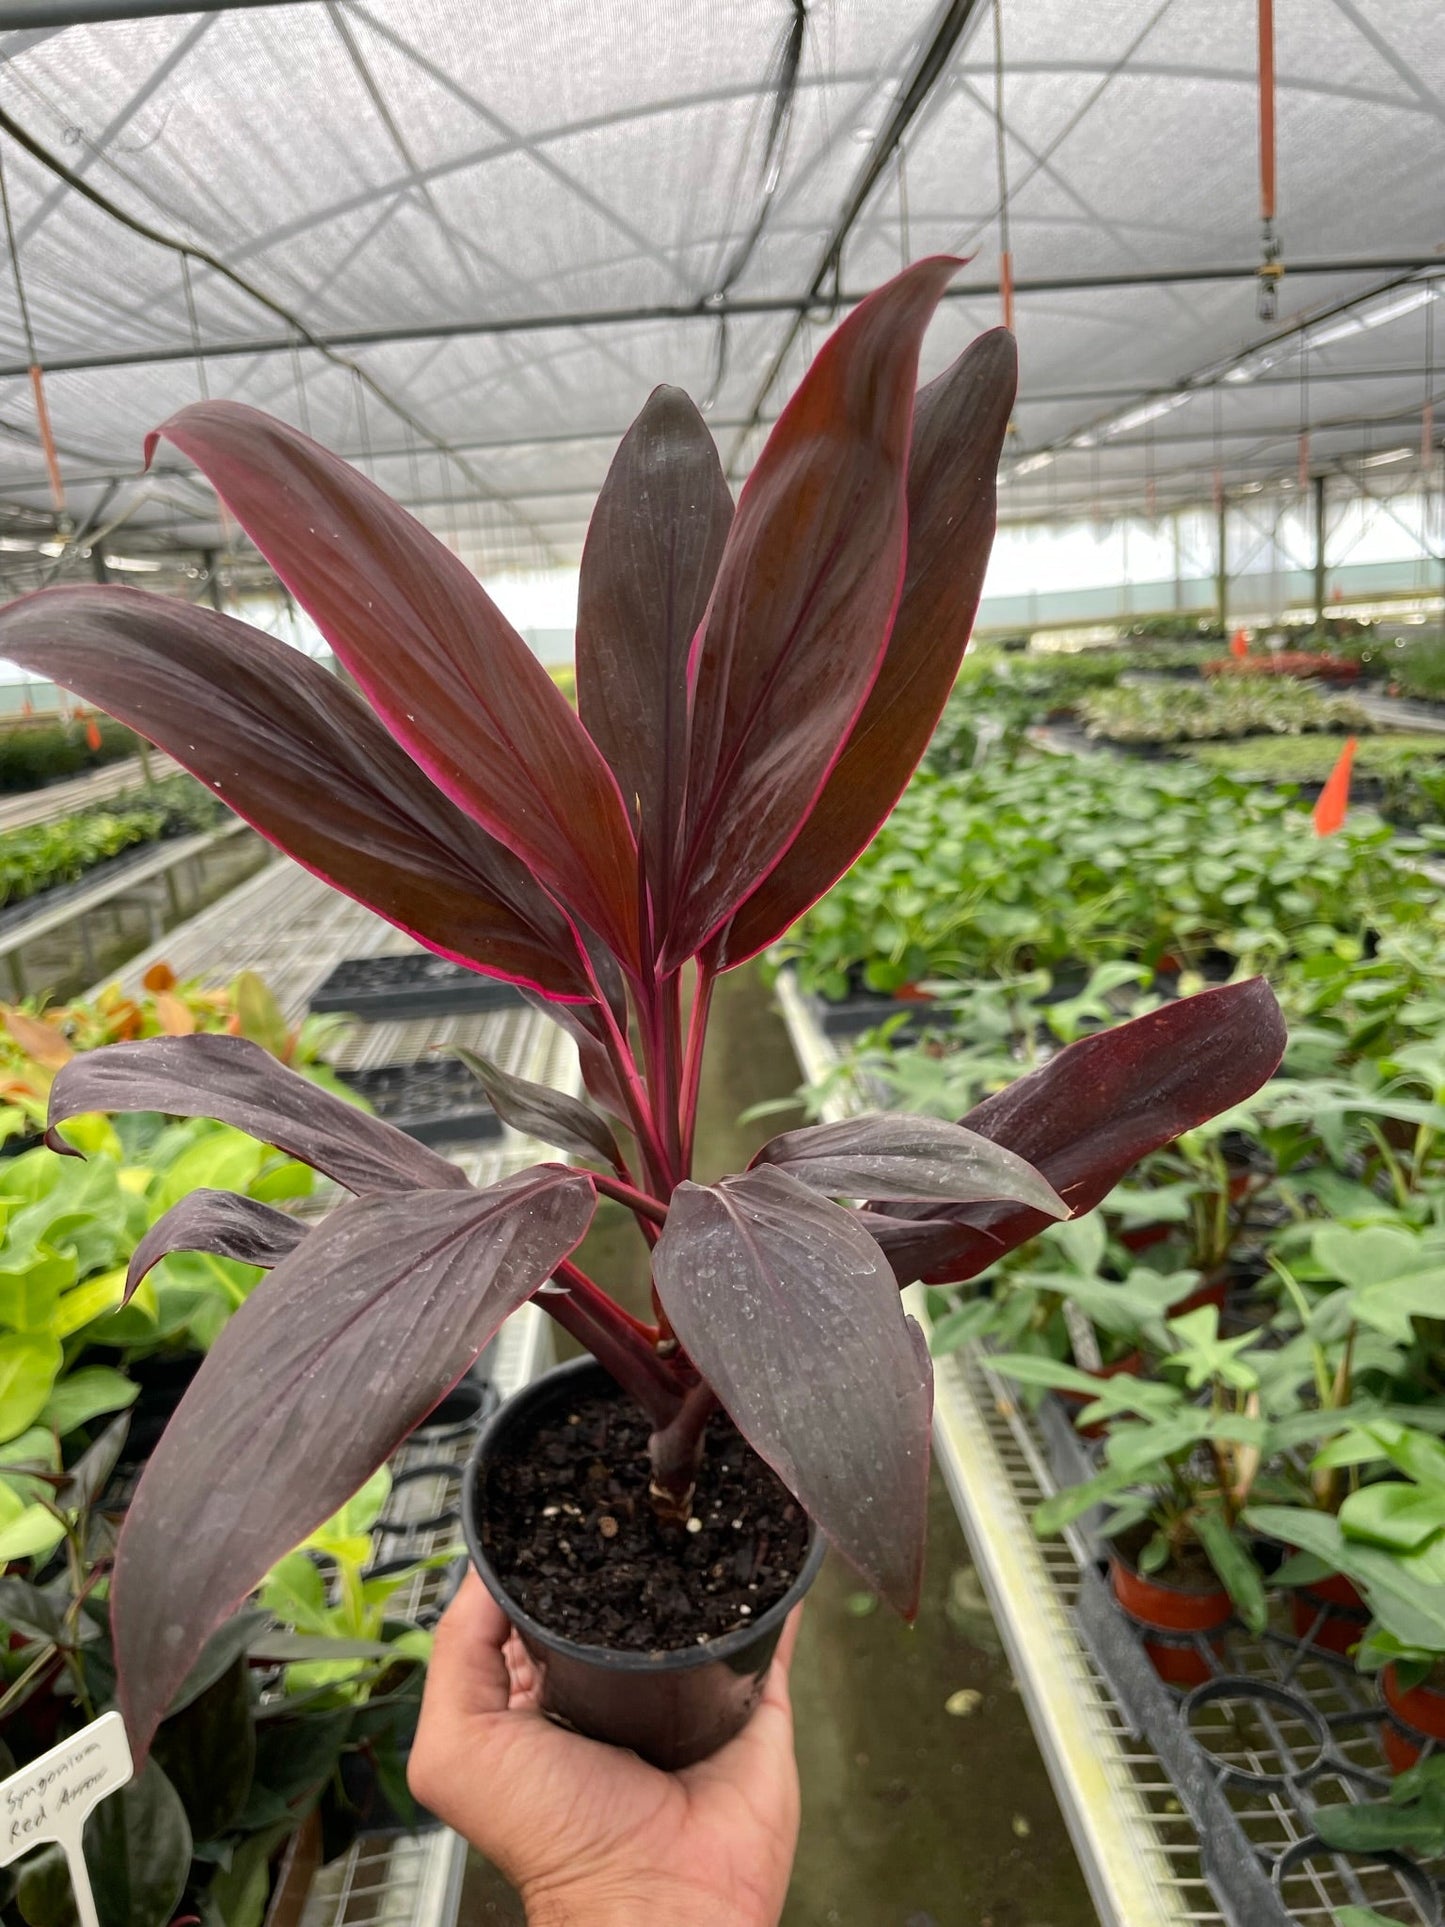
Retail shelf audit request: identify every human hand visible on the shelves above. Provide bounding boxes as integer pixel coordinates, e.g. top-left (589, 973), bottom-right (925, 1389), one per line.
top-left (408, 1570), bottom-right (803, 1927)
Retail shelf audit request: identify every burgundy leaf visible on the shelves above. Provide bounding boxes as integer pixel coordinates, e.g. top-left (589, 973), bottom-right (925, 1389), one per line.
top-left (126, 1189), bottom-right (306, 1302)
top-left (0, 586), bottom-right (591, 1001)
top-left (112, 1165), bottom-right (595, 1754)
top-left (661, 257), bottom-right (961, 969)
top-left (652, 1165), bottom-right (933, 1614)
top-left (868, 979), bottom-right (1288, 1285)
top-left (48, 1034), bottom-right (468, 1196)
top-left (751, 1113), bottom-right (1066, 1214)
top-left (451, 1045), bottom-right (623, 1170)
top-left (149, 402), bottom-right (641, 970)
top-left (576, 385), bottom-right (734, 934)
top-left (519, 990), bottom-right (630, 1123)
top-left (713, 328), bottom-right (1017, 965)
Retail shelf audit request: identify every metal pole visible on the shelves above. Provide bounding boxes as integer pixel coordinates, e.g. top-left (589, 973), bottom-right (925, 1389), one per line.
top-left (1216, 495), bottom-right (1229, 630)
top-left (1312, 472), bottom-right (1327, 624)
top-left (0, 0), bottom-right (319, 27)
top-left (0, 258), bottom-right (1437, 384)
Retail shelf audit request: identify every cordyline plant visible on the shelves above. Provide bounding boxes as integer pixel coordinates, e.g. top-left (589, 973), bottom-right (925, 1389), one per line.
top-left (0, 258), bottom-right (1286, 1756)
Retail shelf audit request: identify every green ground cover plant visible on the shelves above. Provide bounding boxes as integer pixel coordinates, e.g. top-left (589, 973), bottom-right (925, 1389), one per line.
top-left (1187, 734), bottom-right (1445, 828)
top-left (1078, 678), bottom-right (1371, 745)
top-left (0, 776), bottom-right (227, 909)
top-left (1388, 633), bottom-right (1445, 703)
top-left (0, 719), bottom-right (134, 794)
top-left (779, 750), bottom-right (1436, 994)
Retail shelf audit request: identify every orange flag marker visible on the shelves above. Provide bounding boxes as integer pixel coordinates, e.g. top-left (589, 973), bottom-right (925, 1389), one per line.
top-left (85, 717), bottom-right (103, 752)
top-left (1230, 628), bottom-right (1250, 660)
top-left (1313, 736), bottom-right (1356, 836)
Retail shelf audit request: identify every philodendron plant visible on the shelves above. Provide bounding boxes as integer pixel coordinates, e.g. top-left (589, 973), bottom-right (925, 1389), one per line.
top-left (0, 258), bottom-right (1286, 1757)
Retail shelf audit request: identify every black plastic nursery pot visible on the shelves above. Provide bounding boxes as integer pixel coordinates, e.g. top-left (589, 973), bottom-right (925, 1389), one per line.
top-left (462, 1357), bottom-right (825, 1771)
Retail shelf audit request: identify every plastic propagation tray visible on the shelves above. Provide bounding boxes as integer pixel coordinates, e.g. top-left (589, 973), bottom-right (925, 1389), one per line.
top-left (308, 953), bottom-right (527, 1020)
top-left (336, 1057), bottom-right (503, 1147)
top-left (1030, 1381), bottom-right (1445, 1927)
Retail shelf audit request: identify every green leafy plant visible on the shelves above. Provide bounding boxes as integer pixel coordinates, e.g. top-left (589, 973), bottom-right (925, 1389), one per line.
top-left (0, 718), bottom-right (134, 794)
top-left (0, 1421), bottom-right (437, 1927)
top-left (0, 777), bottom-right (225, 909)
top-left (1248, 1423), bottom-right (1445, 1669)
top-left (1078, 678), bottom-right (1371, 745)
top-left (784, 750), bottom-right (1430, 993)
top-left (1313, 1757), bottom-right (1445, 1860)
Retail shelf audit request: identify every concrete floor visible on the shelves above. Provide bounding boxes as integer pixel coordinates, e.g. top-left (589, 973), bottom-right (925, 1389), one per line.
top-left (461, 966), bottom-right (1096, 1926)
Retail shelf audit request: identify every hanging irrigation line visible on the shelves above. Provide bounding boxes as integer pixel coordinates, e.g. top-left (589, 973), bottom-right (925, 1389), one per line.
top-left (991, 0), bottom-right (1013, 331)
top-left (0, 104), bottom-right (563, 563)
top-left (724, 0), bottom-right (991, 474)
top-left (1256, 0), bottom-right (1282, 321)
top-left (0, 138), bottom-right (66, 517)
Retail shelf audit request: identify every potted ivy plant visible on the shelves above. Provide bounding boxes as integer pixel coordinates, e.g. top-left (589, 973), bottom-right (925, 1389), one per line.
top-left (0, 257), bottom-right (1286, 1770)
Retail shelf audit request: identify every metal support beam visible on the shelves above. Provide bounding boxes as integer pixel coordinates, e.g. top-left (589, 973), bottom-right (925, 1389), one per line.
top-left (200, 548), bottom-right (224, 613)
top-left (1216, 495), bottom-right (1229, 629)
top-left (0, 0), bottom-right (320, 25)
top-left (0, 257), bottom-right (1437, 385)
top-left (1312, 471), bottom-right (1328, 621)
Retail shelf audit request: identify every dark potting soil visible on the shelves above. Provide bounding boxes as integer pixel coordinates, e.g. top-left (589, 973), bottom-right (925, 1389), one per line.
top-left (480, 1389), bottom-right (811, 1652)
top-left (1113, 1520), bottom-right (1222, 1596)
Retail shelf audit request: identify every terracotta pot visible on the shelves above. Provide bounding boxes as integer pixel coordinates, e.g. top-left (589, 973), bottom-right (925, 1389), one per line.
top-left (1290, 1570), bottom-right (1367, 1656)
top-left (1383, 1664), bottom-right (1445, 1738)
top-left (463, 1358), bottom-right (826, 1771)
top-left (892, 983), bottom-right (935, 1005)
top-left (1110, 1549), bottom-right (1231, 1688)
top-left (1118, 1219), bottom-right (1173, 1255)
top-left (1382, 1721), bottom-right (1427, 1774)
top-left (1168, 1270), bottom-right (1230, 1318)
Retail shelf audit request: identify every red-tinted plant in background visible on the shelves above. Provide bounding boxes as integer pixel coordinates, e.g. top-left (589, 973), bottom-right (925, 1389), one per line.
top-left (0, 259), bottom-right (1286, 1756)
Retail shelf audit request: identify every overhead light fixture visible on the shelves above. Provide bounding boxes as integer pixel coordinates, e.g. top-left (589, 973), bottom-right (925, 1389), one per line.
top-left (103, 555), bottom-right (165, 573)
top-left (1359, 446), bottom-right (1413, 468)
top-left (1307, 282), bottom-right (1438, 351)
top-left (1012, 451), bottom-right (1053, 476)
top-left (1103, 392), bottom-right (1190, 438)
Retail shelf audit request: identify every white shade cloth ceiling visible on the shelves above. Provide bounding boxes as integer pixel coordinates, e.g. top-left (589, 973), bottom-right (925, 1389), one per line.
top-left (0, 0), bottom-right (1440, 581)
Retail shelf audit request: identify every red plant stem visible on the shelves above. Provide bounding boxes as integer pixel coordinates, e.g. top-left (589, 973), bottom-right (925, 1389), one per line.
top-left (591, 1171), bottom-right (667, 1234)
top-left (571, 944), bottom-right (671, 1191)
top-left (635, 970), bottom-right (684, 1190)
top-left (647, 1380), bottom-right (719, 1518)
top-left (554, 1257), bottom-right (655, 1341)
top-left (679, 962), bottom-right (714, 1176)
top-left (543, 1260), bottom-right (684, 1429)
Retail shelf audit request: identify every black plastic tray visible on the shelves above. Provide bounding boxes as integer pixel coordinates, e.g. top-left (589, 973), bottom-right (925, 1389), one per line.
top-left (308, 954), bottom-right (526, 1020)
top-left (1026, 1378), bottom-right (1445, 1925)
top-left (337, 1057), bottom-right (503, 1146)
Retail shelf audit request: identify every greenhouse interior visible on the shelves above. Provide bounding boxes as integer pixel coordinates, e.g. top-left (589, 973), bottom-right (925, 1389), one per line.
top-left (0, 1), bottom-right (1443, 1923)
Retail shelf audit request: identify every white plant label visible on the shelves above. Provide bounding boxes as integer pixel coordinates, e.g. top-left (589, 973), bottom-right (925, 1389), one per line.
top-left (0, 1710), bottom-right (133, 1927)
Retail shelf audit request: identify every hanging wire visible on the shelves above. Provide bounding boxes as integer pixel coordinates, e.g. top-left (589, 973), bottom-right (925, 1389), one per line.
top-left (288, 328), bottom-right (313, 439)
top-left (1297, 333), bottom-right (1310, 490)
top-left (1422, 291), bottom-right (1436, 472)
top-left (0, 138), bottom-right (67, 520)
top-left (1144, 415), bottom-right (1157, 520)
top-left (992, 0), bottom-right (1014, 332)
top-left (351, 367), bottom-right (372, 476)
top-left (179, 255), bottom-right (210, 402)
top-left (896, 141), bottom-right (911, 270)
top-left (701, 0), bottom-right (808, 413)
top-left (180, 251), bottom-right (239, 589)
